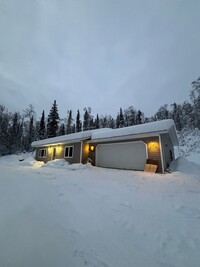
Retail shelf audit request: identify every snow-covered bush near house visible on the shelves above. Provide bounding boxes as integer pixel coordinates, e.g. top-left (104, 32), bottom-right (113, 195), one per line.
top-left (0, 151), bottom-right (200, 267)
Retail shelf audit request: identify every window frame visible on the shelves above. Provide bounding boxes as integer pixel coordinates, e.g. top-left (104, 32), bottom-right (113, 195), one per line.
top-left (64, 146), bottom-right (74, 158)
top-left (38, 148), bottom-right (47, 158)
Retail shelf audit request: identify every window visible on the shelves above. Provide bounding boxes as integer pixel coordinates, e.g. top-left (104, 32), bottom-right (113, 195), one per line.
top-left (38, 149), bottom-right (47, 158)
top-left (64, 146), bottom-right (74, 158)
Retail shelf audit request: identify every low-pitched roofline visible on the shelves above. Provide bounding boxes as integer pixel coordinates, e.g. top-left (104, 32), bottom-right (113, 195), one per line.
top-left (31, 128), bottom-right (112, 148)
top-left (31, 119), bottom-right (179, 148)
top-left (90, 119), bottom-right (179, 146)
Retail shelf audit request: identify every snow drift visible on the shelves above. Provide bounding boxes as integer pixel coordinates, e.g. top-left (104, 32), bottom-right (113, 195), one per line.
top-left (170, 156), bottom-right (200, 178)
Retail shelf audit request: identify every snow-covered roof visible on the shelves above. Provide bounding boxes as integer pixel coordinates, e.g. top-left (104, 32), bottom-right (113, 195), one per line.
top-left (91, 119), bottom-right (179, 145)
top-left (32, 119), bottom-right (179, 148)
top-left (31, 128), bottom-right (112, 147)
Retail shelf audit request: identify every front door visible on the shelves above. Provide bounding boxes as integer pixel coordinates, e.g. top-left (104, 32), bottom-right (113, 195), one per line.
top-left (53, 147), bottom-right (56, 160)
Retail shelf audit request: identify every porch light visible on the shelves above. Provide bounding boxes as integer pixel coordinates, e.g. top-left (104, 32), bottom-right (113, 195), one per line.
top-left (57, 145), bottom-right (62, 152)
top-left (148, 141), bottom-right (158, 150)
top-left (90, 145), bottom-right (95, 151)
top-left (48, 146), bottom-right (53, 153)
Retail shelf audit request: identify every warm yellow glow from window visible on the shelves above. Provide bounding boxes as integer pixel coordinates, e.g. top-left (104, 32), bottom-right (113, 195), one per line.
top-left (90, 145), bottom-right (95, 151)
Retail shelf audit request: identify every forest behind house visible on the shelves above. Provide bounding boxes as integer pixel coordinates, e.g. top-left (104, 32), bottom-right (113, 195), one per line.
top-left (0, 77), bottom-right (200, 156)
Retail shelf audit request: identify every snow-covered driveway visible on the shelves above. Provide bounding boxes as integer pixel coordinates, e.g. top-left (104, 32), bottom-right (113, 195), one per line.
top-left (0, 155), bottom-right (200, 267)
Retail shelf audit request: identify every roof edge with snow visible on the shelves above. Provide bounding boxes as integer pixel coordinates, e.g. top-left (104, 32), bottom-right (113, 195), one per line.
top-left (31, 119), bottom-right (179, 148)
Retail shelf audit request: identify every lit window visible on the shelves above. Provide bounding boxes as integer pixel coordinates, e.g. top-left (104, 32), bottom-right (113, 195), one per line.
top-left (38, 149), bottom-right (47, 158)
top-left (64, 146), bottom-right (74, 158)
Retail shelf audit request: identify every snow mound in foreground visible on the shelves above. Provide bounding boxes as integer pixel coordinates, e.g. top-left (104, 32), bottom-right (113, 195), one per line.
top-left (186, 152), bottom-right (200, 166)
top-left (170, 156), bottom-right (200, 176)
top-left (20, 159), bottom-right (44, 167)
top-left (67, 163), bottom-right (89, 170)
top-left (42, 159), bottom-right (89, 170)
top-left (18, 154), bottom-right (45, 167)
top-left (42, 159), bottom-right (69, 169)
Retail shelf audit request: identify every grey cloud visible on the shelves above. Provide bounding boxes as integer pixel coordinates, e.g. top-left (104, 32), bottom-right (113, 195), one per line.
top-left (0, 0), bottom-right (200, 119)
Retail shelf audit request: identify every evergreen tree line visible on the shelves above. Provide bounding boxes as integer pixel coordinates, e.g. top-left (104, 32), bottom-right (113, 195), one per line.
top-left (0, 77), bottom-right (200, 155)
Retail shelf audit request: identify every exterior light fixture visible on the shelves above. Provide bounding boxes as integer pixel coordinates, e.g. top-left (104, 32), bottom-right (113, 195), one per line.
top-left (90, 145), bottom-right (95, 151)
top-left (48, 146), bottom-right (52, 153)
top-left (148, 141), bottom-right (158, 150)
top-left (57, 145), bottom-right (62, 152)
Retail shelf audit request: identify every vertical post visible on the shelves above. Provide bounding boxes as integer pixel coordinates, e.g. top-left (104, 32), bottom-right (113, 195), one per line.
top-left (159, 135), bottom-right (164, 173)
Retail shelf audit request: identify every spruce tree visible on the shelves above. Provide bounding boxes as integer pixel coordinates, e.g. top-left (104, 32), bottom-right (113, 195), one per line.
top-left (116, 114), bottom-right (120, 128)
top-left (47, 100), bottom-right (60, 138)
top-left (129, 106), bottom-right (137, 126)
top-left (83, 108), bottom-right (89, 131)
top-left (72, 124), bottom-right (75, 133)
top-left (66, 110), bottom-right (73, 134)
top-left (95, 114), bottom-right (100, 129)
top-left (59, 123), bottom-right (65, 136)
top-left (171, 103), bottom-right (182, 131)
top-left (38, 110), bottom-right (46, 140)
top-left (76, 109), bottom-right (82, 132)
top-left (190, 77), bottom-right (200, 129)
top-left (181, 101), bottom-right (193, 129)
top-left (99, 115), bottom-right (108, 128)
top-left (136, 110), bottom-right (143, 124)
top-left (119, 108), bottom-right (124, 128)
top-left (107, 115), bottom-right (114, 128)
top-left (0, 105), bottom-right (10, 155)
top-left (155, 105), bottom-right (169, 121)
top-left (83, 107), bottom-right (93, 131)
top-left (89, 117), bottom-right (94, 130)
top-left (8, 112), bottom-right (21, 153)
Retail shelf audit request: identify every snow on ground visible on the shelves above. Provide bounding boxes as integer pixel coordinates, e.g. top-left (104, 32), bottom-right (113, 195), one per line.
top-left (0, 153), bottom-right (200, 267)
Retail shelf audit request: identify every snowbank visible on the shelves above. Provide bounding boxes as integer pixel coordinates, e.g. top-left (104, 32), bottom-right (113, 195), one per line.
top-left (67, 163), bottom-right (89, 170)
top-left (187, 152), bottom-right (200, 166)
top-left (169, 156), bottom-right (200, 177)
top-left (17, 153), bottom-right (44, 167)
top-left (42, 159), bottom-right (89, 171)
top-left (42, 159), bottom-right (69, 169)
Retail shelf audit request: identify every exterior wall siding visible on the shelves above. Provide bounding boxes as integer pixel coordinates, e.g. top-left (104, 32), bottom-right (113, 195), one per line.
top-left (35, 142), bottom-right (82, 164)
top-left (147, 136), bottom-right (162, 173)
top-left (160, 133), bottom-right (175, 170)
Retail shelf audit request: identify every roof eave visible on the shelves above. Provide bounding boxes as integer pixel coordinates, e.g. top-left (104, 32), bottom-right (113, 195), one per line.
top-left (88, 130), bottom-right (169, 143)
top-left (32, 137), bottom-right (90, 148)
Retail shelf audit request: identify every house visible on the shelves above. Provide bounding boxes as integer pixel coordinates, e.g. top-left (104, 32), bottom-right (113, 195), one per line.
top-left (31, 119), bottom-right (179, 173)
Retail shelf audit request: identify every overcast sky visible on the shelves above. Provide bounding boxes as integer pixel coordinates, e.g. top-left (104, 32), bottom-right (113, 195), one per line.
top-left (0, 0), bottom-right (200, 119)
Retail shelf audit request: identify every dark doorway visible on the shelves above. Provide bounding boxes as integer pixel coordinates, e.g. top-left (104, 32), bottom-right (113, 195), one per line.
top-left (53, 147), bottom-right (56, 160)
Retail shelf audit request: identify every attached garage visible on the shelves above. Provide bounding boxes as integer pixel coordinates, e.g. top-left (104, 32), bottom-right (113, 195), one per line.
top-left (96, 141), bottom-right (147, 171)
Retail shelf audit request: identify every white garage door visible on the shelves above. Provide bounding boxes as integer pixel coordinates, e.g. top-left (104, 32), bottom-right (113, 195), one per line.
top-left (96, 141), bottom-right (147, 170)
